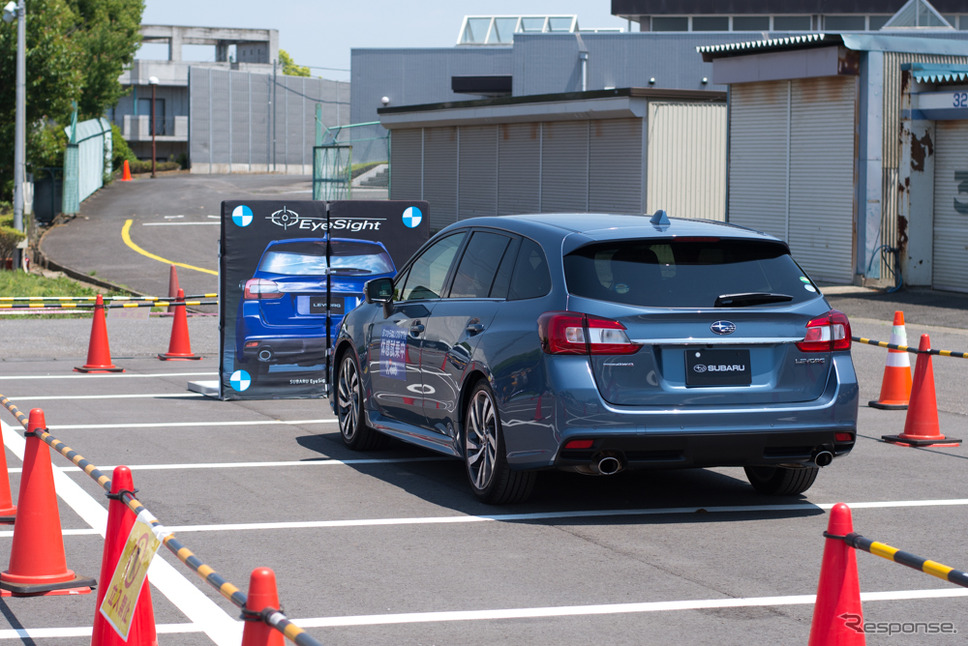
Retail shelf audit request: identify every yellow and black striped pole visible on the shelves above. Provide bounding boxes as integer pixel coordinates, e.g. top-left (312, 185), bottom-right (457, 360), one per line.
top-left (842, 532), bottom-right (968, 588)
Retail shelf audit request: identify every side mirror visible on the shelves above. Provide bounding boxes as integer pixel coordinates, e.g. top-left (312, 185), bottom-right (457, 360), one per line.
top-left (364, 277), bottom-right (394, 304)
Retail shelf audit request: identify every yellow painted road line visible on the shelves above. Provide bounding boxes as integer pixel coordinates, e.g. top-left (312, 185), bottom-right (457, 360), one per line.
top-left (122, 219), bottom-right (217, 276)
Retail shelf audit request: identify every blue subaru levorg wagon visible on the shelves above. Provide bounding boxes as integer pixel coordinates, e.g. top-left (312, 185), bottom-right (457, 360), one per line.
top-left (329, 213), bottom-right (858, 504)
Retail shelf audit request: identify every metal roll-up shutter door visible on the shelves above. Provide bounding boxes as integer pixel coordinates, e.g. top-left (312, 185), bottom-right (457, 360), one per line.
top-left (389, 129), bottom-right (422, 201)
top-left (497, 123), bottom-right (540, 215)
top-left (541, 121), bottom-right (589, 213)
top-left (787, 76), bottom-right (856, 284)
top-left (932, 120), bottom-right (968, 293)
top-left (647, 103), bottom-right (726, 220)
top-left (458, 125), bottom-right (497, 219)
top-left (590, 118), bottom-right (644, 214)
top-left (423, 126), bottom-right (458, 232)
top-left (728, 82), bottom-right (790, 239)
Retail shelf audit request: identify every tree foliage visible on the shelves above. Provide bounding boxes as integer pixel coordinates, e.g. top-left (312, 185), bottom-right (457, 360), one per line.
top-left (280, 49), bottom-right (310, 77)
top-left (66, 0), bottom-right (144, 119)
top-left (0, 0), bottom-right (143, 200)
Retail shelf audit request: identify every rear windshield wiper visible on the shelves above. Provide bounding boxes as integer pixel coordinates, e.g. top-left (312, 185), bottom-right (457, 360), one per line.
top-left (714, 292), bottom-right (794, 307)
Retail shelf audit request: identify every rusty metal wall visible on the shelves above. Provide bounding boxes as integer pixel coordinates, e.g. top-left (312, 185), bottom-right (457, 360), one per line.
top-left (880, 51), bottom-right (968, 282)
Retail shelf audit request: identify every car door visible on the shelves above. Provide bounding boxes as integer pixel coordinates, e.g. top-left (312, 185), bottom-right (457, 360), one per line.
top-left (367, 231), bottom-right (467, 430)
top-left (420, 230), bottom-right (518, 437)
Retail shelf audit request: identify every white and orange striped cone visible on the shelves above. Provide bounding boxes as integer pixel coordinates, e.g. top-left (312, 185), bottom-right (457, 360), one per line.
top-left (868, 311), bottom-right (912, 409)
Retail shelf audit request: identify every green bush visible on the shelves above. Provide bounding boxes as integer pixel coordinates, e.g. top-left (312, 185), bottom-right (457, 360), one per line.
top-left (351, 161), bottom-right (386, 179)
top-left (111, 123), bottom-right (137, 171)
top-left (129, 160), bottom-right (180, 174)
top-left (0, 216), bottom-right (26, 262)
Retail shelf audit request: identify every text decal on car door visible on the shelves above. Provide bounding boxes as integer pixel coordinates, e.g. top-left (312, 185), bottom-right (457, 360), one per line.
top-left (380, 327), bottom-right (408, 380)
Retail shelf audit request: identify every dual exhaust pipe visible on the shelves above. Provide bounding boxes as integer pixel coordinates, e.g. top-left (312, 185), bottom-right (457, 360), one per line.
top-left (587, 452), bottom-right (624, 476)
top-left (812, 448), bottom-right (834, 467)
top-left (580, 447), bottom-right (833, 475)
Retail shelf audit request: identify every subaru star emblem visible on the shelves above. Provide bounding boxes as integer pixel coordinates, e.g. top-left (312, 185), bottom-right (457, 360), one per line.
top-left (711, 320), bottom-right (736, 335)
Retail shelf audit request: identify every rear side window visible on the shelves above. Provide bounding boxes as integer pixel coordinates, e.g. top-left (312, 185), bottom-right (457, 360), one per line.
top-left (450, 231), bottom-right (513, 298)
top-left (564, 238), bottom-right (818, 307)
top-left (508, 239), bottom-right (552, 301)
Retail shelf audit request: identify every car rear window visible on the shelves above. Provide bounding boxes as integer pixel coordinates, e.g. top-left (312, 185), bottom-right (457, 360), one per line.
top-left (564, 238), bottom-right (818, 308)
top-left (258, 241), bottom-right (394, 276)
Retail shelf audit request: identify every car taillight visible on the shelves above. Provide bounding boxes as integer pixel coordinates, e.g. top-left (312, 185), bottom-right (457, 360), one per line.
top-left (538, 312), bottom-right (640, 355)
top-left (796, 310), bottom-right (851, 352)
top-left (243, 278), bottom-right (283, 300)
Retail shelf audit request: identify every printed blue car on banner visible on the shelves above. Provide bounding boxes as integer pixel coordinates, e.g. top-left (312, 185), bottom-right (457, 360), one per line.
top-left (235, 237), bottom-right (396, 376)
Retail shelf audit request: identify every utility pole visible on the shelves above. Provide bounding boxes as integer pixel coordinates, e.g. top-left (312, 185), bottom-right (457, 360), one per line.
top-left (3, 0), bottom-right (27, 269)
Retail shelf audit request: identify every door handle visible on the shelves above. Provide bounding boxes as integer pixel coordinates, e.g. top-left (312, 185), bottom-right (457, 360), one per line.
top-left (465, 323), bottom-right (484, 335)
top-left (409, 322), bottom-right (425, 336)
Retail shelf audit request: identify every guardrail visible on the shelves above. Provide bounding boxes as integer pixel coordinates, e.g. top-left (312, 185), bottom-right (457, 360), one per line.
top-left (0, 395), bottom-right (323, 645)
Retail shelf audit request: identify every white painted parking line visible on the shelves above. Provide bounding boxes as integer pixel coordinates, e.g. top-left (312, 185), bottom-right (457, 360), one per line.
top-left (8, 498), bottom-right (967, 538)
top-left (0, 372), bottom-right (217, 381)
top-left (0, 422), bottom-right (242, 645)
top-left (142, 222), bottom-right (220, 226)
top-left (296, 587), bottom-right (968, 629)
top-left (6, 456), bottom-right (447, 475)
top-left (9, 393), bottom-right (207, 401)
top-left (47, 419), bottom-right (336, 430)
top-left (3, 587), bottom-right (966, 640)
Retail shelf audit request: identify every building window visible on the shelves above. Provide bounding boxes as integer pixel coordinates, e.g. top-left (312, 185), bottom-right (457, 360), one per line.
top-left (652, 17), bottom-right (688, 32)
top-left (947, 14), bottom-right (968, 29)
top-left (869, 15), bottom-right (891, 30)
top-left (693, 16), bottom-right (729, 31)
top-left (823, 15), bottom-right (866, 31)
top-left (733, 16), bottom-right (770, 31)
top-left (773, 15), bottom-right (812, 30)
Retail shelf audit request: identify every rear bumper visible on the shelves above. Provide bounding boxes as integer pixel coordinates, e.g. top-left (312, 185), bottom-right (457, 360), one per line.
top-left (554, 428), bottom-right (855, 470)
top-left (503, 354), bottom-right (859, 470)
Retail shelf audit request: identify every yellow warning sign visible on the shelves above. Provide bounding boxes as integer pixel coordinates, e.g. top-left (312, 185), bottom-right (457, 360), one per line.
top-left (99, 510), bottom-right (161, 639)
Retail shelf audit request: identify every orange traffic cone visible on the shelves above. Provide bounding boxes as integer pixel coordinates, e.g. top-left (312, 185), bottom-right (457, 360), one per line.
top-left (882, 334), bottom-right (962, 447)
top-left (158, 289), bottom-right (201, 360)
top-left (0, 421), bottom-right (16, 523)
top-left (91, 466), bottom-right (158, 646)
top-left (121, 160), bottom-right (132, 181)
top-left (166, 264), bottom-right (180, 314)
top-left (241, 568), bottom-right (285, 646)
top-left (0, 409), bottom-right (96, 596)
top-left (75, 295), bottom-right (124, 373)
top-left (808, 502), bottom-right (865, 646)
top-left (868, 311), bottom-right (912, 409)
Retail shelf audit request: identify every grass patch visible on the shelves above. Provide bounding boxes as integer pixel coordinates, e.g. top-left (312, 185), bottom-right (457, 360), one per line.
top-left (0, 270), bottom-right (103, 298)
top-left (0, 270), bottom-right (125, 317)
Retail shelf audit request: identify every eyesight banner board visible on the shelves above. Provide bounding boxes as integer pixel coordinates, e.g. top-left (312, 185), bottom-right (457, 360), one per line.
top-left (219, 200), bottom-right (430, 400)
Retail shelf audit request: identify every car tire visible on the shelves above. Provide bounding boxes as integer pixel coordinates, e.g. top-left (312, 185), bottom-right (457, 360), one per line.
top-left (463, 380), bottom-right (536, 504)
top-left (336, 352), bottom-right (385, 450)
top-left (744, 465), bottom-right (819, 495)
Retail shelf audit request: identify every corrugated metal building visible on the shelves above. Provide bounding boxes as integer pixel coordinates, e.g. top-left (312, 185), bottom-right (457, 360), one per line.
top-left (381, 89), bottom-right (726, 232)
top-left (350, 33), bottom-right (756, 165)
top-left (189, 68), bottom-right (350, 174)
top-left (700, 33), bottom-right (968, 289)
